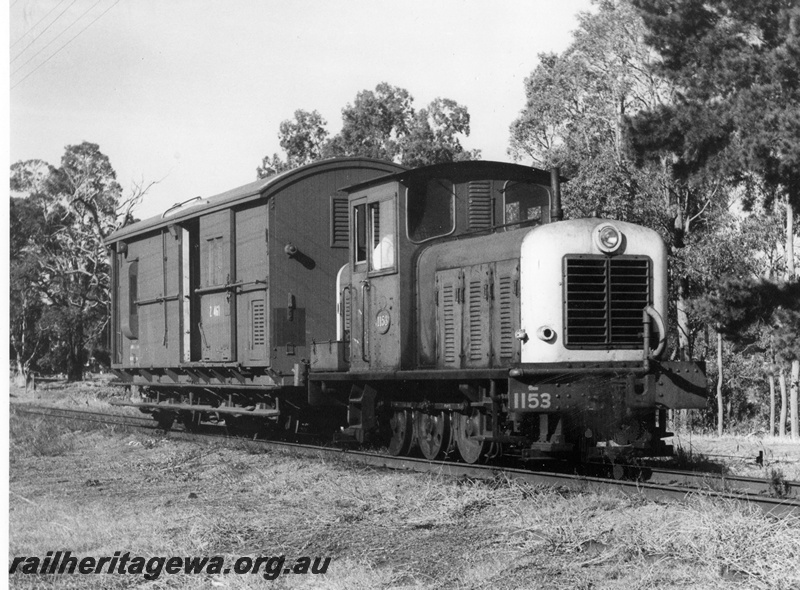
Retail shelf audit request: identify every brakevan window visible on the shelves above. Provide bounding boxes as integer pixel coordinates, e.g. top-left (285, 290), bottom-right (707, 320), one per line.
top-left (503, 181), bottom-right (550, 228)
top-left (123, 260), bottom-right (139, 339)
top-left (406, 178), bottom-right (455, 243)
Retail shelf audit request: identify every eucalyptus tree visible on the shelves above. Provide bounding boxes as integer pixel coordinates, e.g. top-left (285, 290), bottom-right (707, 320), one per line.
top-left (509, 0), bottom-right (717, 365)
top-left (10, 142), bottom-right (142, 381)
top-left (631, 0), bottom-right (800, 437)
top-left (258, 83), bottom-right (478, 178)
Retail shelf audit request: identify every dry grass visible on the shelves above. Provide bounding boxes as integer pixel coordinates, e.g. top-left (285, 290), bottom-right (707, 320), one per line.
top-left (10, 374), bottom-right (130, 410)
top-left (8, 384), bottom-right (800, 589)
top-left (670, 433), bottom-right (800, 481)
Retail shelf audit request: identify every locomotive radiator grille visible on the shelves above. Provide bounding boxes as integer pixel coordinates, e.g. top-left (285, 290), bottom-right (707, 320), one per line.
top-left (563, 255), bottom-right (651, 348)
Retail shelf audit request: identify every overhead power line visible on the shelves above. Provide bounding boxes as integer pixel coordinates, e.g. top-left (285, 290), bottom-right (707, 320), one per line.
top-left (12, 0), bottom-right (105, 75)
top-left (11, 0), bottom-right (78, 63)
top-left (11, 0), bottom-right (70, 49)
top-left (11, 0), bottom-right (124, 91)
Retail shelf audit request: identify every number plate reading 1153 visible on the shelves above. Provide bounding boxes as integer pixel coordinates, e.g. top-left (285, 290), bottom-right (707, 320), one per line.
top-left (510, 390), bottom-right (552, 411)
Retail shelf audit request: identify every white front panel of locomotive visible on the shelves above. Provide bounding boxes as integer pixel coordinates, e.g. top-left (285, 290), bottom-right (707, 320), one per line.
top-left (519, 219), bottom-right (668, 364)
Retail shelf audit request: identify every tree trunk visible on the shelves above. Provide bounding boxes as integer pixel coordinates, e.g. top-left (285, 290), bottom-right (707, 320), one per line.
top-left (787, 199), bottom-right (795, 279)
top-left (784, 199), bottom-right (797, 439)
top-left (14, 357), bottom-right (28, 388)
top-left (67, 317), bottom-right (85, 382)
top-left (791, 359), bottom-right (799, 440)
top-left (779, 368), bottom-right (788, 437)
top-left (677, 278), bottom-right (692, 362)
top-left (716, 330), bottom-right (724, 436)
top-left (769, 372), bottom-right (776, 437)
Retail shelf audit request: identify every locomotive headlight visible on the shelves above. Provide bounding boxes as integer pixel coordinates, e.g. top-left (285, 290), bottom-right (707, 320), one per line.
top-left (594, 223), bottom-right (623, 254)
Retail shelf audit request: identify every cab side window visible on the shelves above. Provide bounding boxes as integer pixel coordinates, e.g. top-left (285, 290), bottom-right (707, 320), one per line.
top-left (370, 200), bottom-right (395, 271)
top-left (354, 204), bottom-right (367, 265)
top-left (353, 199), bottom-right (395, 273)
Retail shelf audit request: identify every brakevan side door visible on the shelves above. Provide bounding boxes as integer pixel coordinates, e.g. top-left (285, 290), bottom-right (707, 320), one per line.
top-left (197, 210), bottom-right (236, 361)
top-left (348, 186), bottom-right (400, 372)
top-left (235, 204), bottom-right (269, 364)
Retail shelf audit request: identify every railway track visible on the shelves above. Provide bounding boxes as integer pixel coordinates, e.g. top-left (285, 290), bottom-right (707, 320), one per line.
top-left (12, 402), bottom-right (800, 517)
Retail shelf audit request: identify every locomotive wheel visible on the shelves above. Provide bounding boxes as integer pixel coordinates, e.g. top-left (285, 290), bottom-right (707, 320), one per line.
top-left (414, 411), bottom-right (453, 461)
top-left (454, 410), bottom-right (489, 464)
top-left (387, 409), bottom-right (414, 456)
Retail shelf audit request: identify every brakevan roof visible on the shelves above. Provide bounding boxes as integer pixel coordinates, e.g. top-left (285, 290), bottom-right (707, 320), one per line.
top-left (340, 160), bottom-right (560, 193)
top-left (105, 157), bottom-right (405, 244)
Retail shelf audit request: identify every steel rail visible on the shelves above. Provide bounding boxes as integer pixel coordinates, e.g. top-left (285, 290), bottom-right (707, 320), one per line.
top-left (11, 405), bottom-right (156, 428)
top-left (12, 403), bottom-right (799, 517)
top-left (250, 442), bottom-right (800, 518)
top-left (641, 467), bottom-right (795, 497)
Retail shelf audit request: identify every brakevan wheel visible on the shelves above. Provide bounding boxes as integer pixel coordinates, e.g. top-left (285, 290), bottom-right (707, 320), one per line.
top-left (414, 410), bottom-right (453, 461)
top-left (387, 409), bottom-right (414, 456)
top-left (225, 415), bottom-right (266, 438)
top-left (454, 410), bottom-right (489, 464)
top-left (152, 410), bottom-right (175, 431)
top-left (181, 411), bottom-right (202, 432)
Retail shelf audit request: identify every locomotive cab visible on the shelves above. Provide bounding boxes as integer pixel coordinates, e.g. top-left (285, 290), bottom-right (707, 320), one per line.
top-left (313, 161), bottom-right (556, 374)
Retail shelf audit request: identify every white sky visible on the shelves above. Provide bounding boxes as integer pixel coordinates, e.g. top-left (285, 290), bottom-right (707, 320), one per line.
top-left (9, 0), bottom-right (594, 220)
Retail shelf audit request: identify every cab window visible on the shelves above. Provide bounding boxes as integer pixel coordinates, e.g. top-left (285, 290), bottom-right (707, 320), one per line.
top-left (503, 181), bottom-right (550, 228)
top-left (406, 178), bottom-right (455, 243)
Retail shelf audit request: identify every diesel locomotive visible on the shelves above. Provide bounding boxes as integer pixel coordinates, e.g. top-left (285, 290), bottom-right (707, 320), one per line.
top-left (107, 158), bottom-right (707, 463)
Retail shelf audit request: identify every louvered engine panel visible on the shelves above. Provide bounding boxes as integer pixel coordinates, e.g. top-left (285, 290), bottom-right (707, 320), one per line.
top-left (467, 279), bottom-right (483, 361)
top-left (493, 259), bottom-right (520, 364)
top-left (463, 264), bottom-right (491, 367)
top-left (436, 269), bottom-right (463, 368)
